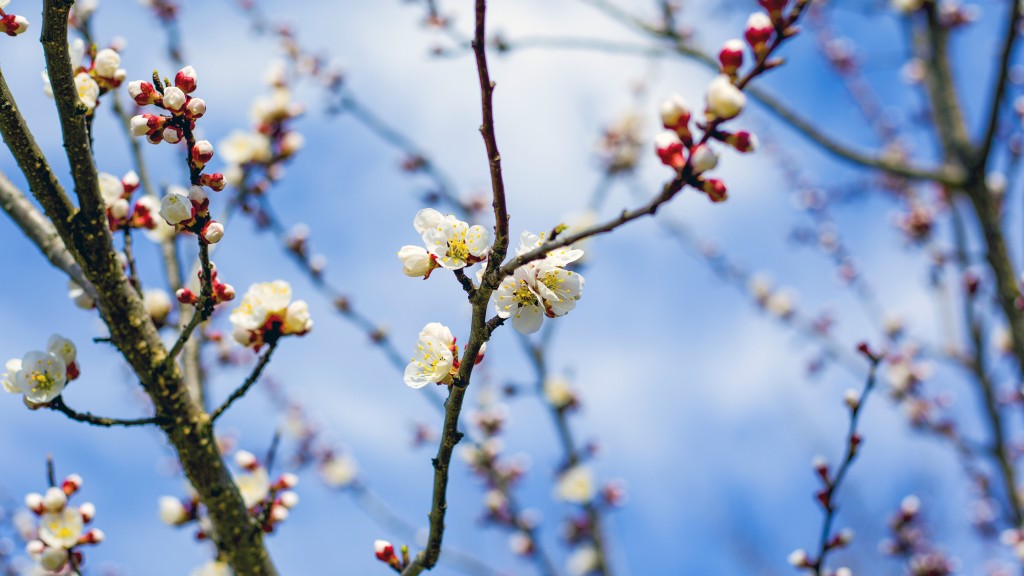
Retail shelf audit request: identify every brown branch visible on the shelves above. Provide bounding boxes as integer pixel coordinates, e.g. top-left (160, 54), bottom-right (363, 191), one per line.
top-left (474, 0), bottom-right (511, 281)
top-left (166, 242), bottom-right (214, 362)
top-left (976, 0), bottom-right (1022, 169)
top-left (210, 342), bottom-right (279, 422)
top-left (809, 353), bottom-right (881, 575)
top-left (0, 171), bottom-right (95, 299)
top-left (47, 396), bottom-right (162, 428)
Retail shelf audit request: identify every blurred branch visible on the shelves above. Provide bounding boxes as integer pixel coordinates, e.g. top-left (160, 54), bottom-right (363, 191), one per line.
top-left (210, 341), bottom-right (279, 422)
top-left (976, 0), bottom-right (1022, 169)
top-left (809, 352), bottom-right (881, 575)
top-left (0, 171), bottom-right (96, 299)
top-left (573, 0), bottom-right (963, 186)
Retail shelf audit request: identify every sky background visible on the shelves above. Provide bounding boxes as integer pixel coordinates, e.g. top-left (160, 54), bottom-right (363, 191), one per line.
top-left (0, 0), bottom-right (1019, 574)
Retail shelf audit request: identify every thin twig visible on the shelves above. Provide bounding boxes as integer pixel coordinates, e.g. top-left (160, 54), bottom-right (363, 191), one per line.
top-left (48, 396), bottom-right (162, 428)
top-left (210, 342), bottom-right (280, 422)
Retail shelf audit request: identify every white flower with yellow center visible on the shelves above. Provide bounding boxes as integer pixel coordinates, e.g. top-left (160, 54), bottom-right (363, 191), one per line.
top-left (38, 507), bottom-right (84, 549)
top-left (404, 322), bottom-right (457, 389)
top-left (416, 208), bottom-right (491, 270)
top-left (219, 130), bottom-right (272, 166)
top-left (530, 261), bottom-right (584, 318)
top-left (235, 468), bottom-right (270, 509)
top-left (494, 267), bottom-right (545, 334)
top-left (15, 351), bottom-right (66, 404)
top-left (74, 72), bottom-right (100, 111)
top-left (555, 465), bottom-right (595, 504)
top-left (46, 335), bottom-right (76, 367)
top-left (229, 280), bottom-right (312, 348)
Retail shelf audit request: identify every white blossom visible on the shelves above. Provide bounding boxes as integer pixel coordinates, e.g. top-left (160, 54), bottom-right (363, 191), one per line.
top-left (38, 507), bottom-right (83, 549)
top-left (567, 545), bottom-right (600, 576)
top-left (321, 454), bottom-right (358, 488)
top-left (543, 376), bottom-right (575, 409)
top-left (158, 496), bottom-right (189, 526)
top-left (143, 289), bottom-right (172, 323)
top-left (403, 322), bottom-right (456, 389)
top-left (2, 358), bottom-right (21, 394)
top-left (417, 208), bottom-right (491, 270)
top-left (93, 49), bottom-right (121, 79)
top-left (46, 335), bottom-right (75, 367)
top-left (235, 468), bottom-right (270, 509)
top-left (494, 267), bottom-right (545, 334)
top-left (398, 245), bottom-right (434, 278)
top-left (162, 86), bottom-right (186, 112)
top-left (74, 72), bottom-right (100, 111)
top-left (229, 280), bottom-right (312, 348)
top-left (555, 465), bottom-right (595, 504)
top-left (159, 188), bottom-right (193, 225)
top-left (15, 351), bottom-right (67, 404)
top-left (219, 131), bottom-right (272, 165)
top-left (705, 74), bottom-right (746, 120)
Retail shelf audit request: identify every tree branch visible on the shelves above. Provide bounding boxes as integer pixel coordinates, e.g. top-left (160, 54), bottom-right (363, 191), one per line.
top-left (0, 170), bottom-right (95, 300)
top-left (976, 0), bottom-right (1022, 168)
top-left (47, 396), bottom-right (162, 428)
top-left (210, 342), bottom-right (279, 422)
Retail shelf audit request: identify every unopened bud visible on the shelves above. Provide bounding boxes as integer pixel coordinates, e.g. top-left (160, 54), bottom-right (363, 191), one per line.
top-left (201, 221), bottom-right (225, 244)
top-left (192, 140), bottom-right (214, 166)
top-left (719, 39), bottom-right (745, 74)
top-left (186, 97), bottom-right (206, 118)
top-left (43, 487), bottom-right (67, 512)
top-left (162, 86), bottom-right (186, 112)
top-left (175, 65), bottom-right (198, 93)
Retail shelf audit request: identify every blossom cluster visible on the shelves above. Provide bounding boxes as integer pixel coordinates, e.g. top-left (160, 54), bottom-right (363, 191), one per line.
top-left (219, 60), bottom-right (305, 196)
top-left (403, 323), bottom-right (471, 389)
top-left (495, 231), bottom-right (585, 334)
top-left (22, 474), bottom-right (104, 573)
top-left (0, 0), bottom-right (28, 36)
top-left (3, 335), bottom-right (78, 406)
top-left (229, 280), bottom-right (312, 350)
top-left (97, 170), bottom-right (173, 237)
top-left (653, 6), bottom-right (778, 202)
top-left (398, 208), bottom-right (491, 278)
top-left (160, 449), bottom-right (300, 540)
top-left (42, 38), bottom-right (125, 114)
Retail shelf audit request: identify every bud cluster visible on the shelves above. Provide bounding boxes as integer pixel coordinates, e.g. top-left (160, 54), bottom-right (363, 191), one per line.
top-left (22, 474), bottom-right (103, 573)
top-left (129, 66), bottom-right (228, 242)
top-left (2, 334), bottom-right (79, 406)
top-left (41, 39), bottom-right (126, 114)
top-left (219, 61), bottom-right (305, 205)
top-left (176, 262), bottom-right (236, 307)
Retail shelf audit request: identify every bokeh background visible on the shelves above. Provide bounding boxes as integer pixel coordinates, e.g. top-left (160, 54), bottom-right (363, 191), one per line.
top-left (0, 0), bottom-right (1019, 574)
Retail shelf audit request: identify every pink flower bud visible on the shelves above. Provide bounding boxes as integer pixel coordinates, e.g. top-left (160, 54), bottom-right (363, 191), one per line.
top-left (216, 282), bottom-right (236, 302)
top-left (176, 288), bottom-right (198, 305)
top-left (689, 144), bottom-right (719, 174)
top-left (718, 39), bottom-right (745, 74)
top-left (80, 528), bottom-right (105, 544)
top-left (758, 0), bottom-right (788, 17)
top-left (162, 126), bottom-right (182, 144)
top-left (705, 75), bottom-right (746, 120)
top-left (24, 492), bottom-right (44, 514)
top-left (0, 14), bottom-right (29, 36)
top-left (94, 49), bottom-right (121, 79)
top-left (175, 65), bottom-right (198, 93)
top-left (278, 490), bottom-right (299, 509)
top-left (234, 450), bottom-right (258, 470)
top-left (186, 97), bottom-right (206, 118)
top-left (374, 540), bottom-right (396, 562)
top-left (110, 198), bottom-right (130, 220)
top-left (660, 94), bottom-right (690, 132)
top-left (199, 172), bottom-right (225, 191)
top-left (188, 185), bottom-right (209, 211)
top-left (79, 502), bottom-right (96, 523)
top-left (702, 178), bottom-right (728, 203)
top-left (43, 487), bottom-right (67, 512)
top-left (201, 221), bottom-right (225, 244)
top-left (745, 12), bottom-right (774, 50)
top-left (128, 81), bottom-right (162, 106)
top-left (269, 504), bottom-right (289, 523)
top-left (162, 86), bottom-right (187, 112)
top-left (276, 473), bottom-right (299, 489)
top-left (192, 140), bottom-right (214, 166)
top-left (654, 131), bottom-right (686, 170)
top-left (727, 130), bottom-right (758, 152)
top-left (129, 115), bottom-right (152, 137)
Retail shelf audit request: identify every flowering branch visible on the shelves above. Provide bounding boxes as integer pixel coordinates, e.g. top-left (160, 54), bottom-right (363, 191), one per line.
top-left (210, 341), bottom-right (279, 422)
top-left (47, 396), bottom-right (162, 428)
top-left (573, 0), bottom-right (964, 186)
top-left (474, 0), bottom-right (510, 281)
top-left (791, 347), bottom-right (881, 574)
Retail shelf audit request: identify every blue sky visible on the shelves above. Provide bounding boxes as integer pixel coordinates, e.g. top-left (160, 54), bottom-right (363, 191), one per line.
top-left (0, 0), bottom-right (1017, 574)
